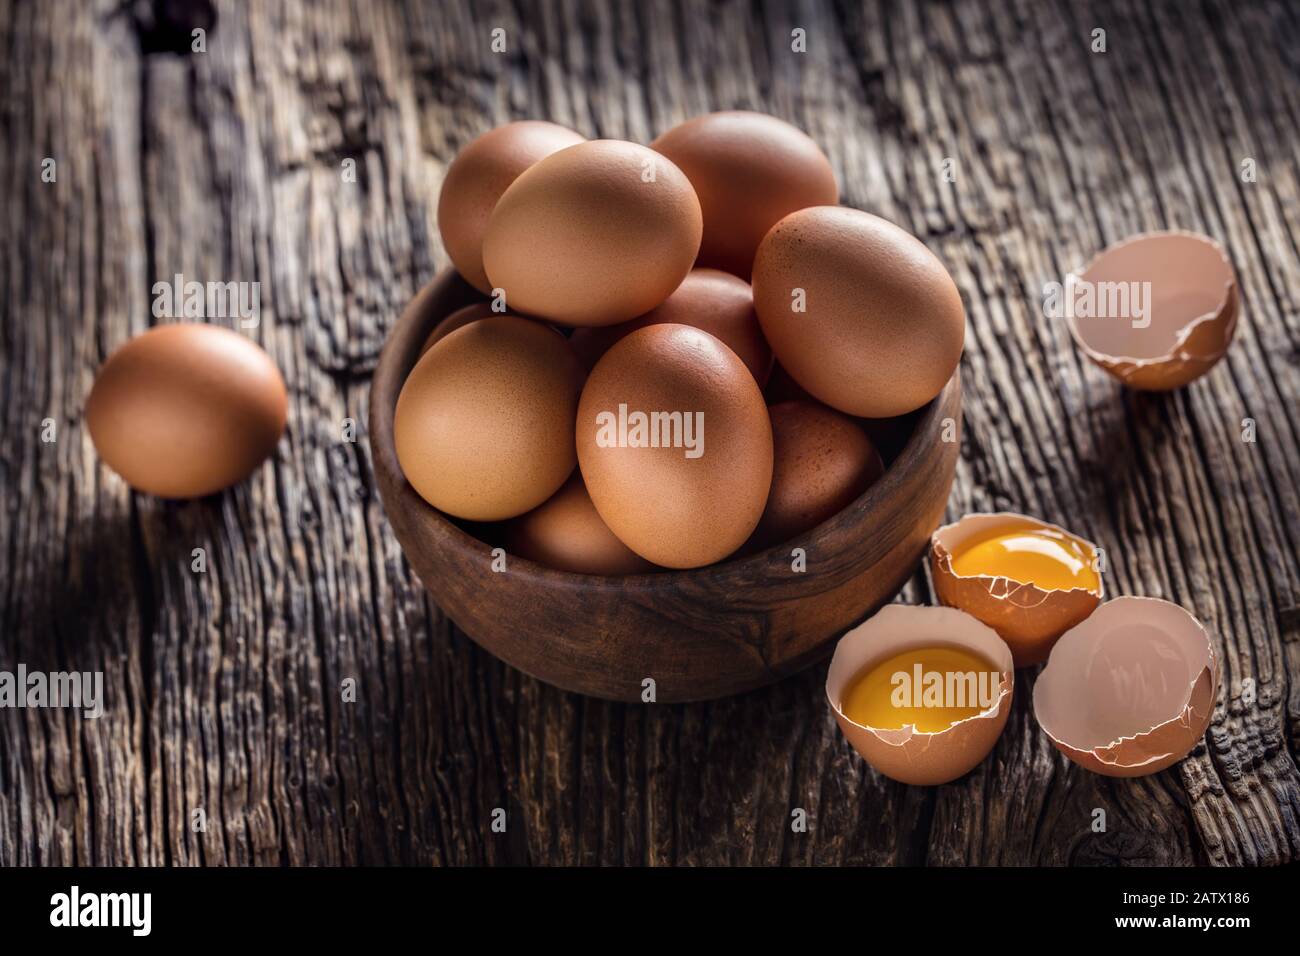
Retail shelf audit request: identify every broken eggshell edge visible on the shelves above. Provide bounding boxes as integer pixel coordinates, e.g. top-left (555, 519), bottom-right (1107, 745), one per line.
top-left (826, 604), bottom-right (1014, 786)
top-left (930, 512), bottom-right (1104, 668)
top-left (1032, 596), bottom-right (1220, 778)
top-left (1066, 230), bottom-right (1238, 391)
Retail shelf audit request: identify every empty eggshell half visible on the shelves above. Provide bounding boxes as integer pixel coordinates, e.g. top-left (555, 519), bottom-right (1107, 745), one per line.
top-left (826, 605), bottom-right (1014, 786)
top-left (1067, 231), bottom-right (1238, 390)
top-left (1033, 596), bottom-right (1219, 777)
top-left (931, 512), bottom-right (1103, 667)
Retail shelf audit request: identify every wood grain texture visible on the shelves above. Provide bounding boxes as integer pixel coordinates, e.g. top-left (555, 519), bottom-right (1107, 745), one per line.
top-left (1, 0), bottom-right (1297, 865)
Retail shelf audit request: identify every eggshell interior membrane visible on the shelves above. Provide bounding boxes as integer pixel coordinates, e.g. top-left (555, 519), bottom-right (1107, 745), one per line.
top-left (482, 140), bottom-right (703, 327)
top-left (931, 512), bottom-right (1103, 668)
top-left (1068, 231), bottom-right (1237, 390)
top-left (826, 605), bottom-right (1014, 786)
top-left (1033, 596), bottom-right (1219, 778)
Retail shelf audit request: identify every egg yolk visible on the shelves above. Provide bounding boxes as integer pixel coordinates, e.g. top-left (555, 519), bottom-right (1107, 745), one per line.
top-left (840, 646), bottom-right (1002, 733)
top-left (951, 526), bottom-right (1099, 592)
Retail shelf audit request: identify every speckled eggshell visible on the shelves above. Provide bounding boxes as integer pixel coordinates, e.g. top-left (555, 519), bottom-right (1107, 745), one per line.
top-left (394, 315), bottom-right (584, 521)
top-left (569, 268), bottom-right (772, 384)
top-left (505, 473), bottom-right (656, 576)
top-left (748, 400), bottom-right (884, 550)
top-left (437, 121), bottom-right (586, 294)
top-left (752, 206), bottom-right (965, 418)
top-left (650, 111), bottom-right (839, 279)
top-left (86, 323), bottom-right (288, 499)
top-left (576, 324), bottom-right (773, 569)
top-left (481, 140), bottom-right (703, 327)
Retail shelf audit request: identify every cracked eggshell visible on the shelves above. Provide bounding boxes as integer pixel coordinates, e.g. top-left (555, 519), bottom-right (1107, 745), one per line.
top-left (931, 513), bottom-right (1103, 667)
top-left (1033, 596), bottom-right (1219, 777)
top-left (826, 605), bottom-right (1014, 786)
top-left (1067, 231), bottom-right (1238, 391)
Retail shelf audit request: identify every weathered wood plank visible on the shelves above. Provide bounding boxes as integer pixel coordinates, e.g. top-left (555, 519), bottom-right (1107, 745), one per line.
top-left (0, 0), bottom-right (1296, 866)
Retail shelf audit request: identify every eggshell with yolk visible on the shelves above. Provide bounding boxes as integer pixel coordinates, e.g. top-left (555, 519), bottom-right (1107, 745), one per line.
top-left (930, 512), bottom-right (1103, 667)
top-left (826, 604), bottom-right (1014, 786)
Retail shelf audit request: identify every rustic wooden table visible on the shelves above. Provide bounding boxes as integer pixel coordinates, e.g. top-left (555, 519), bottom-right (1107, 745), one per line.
top-left (2, 0), bottom-right (1297, 867)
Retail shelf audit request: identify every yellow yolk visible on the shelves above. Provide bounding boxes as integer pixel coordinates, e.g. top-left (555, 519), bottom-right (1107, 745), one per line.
top-left (951, 526), bottom-right (1099, 592)
top-left (840, 646), bottom-right (1002, 733)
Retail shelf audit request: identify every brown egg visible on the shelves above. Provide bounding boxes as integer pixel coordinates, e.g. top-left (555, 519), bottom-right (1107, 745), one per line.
top-left (753, 207), bottom-right (965, 418)
top-left (394, 315), bottom-right (584, 521)
top-left (930, 513), bottom-right (1104, 667)
top-left (481, 140), bottom-right (703, 327)
top-left (437, 121), bottom-right (586, 294)
top-left (1033, 597), bottom-right (1219, 777)
top-left (1066, 231), bottom-right (1238, 390)
top-left (419, 302), bottom-right (497, 357)
top-left (86, 323), bottom-right (287, 498)
top-left (569, 268), bottom-right (772, 384)
top-left (505, 473), bottom-right (655, 575)
top-left (748, 401), bottom-right (884, 550)
top-left (650, 111), bottom-right (838, 278)
top-left (576, 324), bottom-right (773, 568)
top-left (826, 605), bottom-right (1014, 786)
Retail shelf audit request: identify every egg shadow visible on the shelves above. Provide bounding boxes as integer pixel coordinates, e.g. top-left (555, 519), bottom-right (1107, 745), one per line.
top-left (1069, 383), bottom-right (1187, 522)
top-left (9, 494), bottom-right (210, 672)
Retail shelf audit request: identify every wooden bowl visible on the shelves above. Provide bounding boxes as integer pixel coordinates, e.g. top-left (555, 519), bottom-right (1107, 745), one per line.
top-left (370, 270), bottom-right (962, 702)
